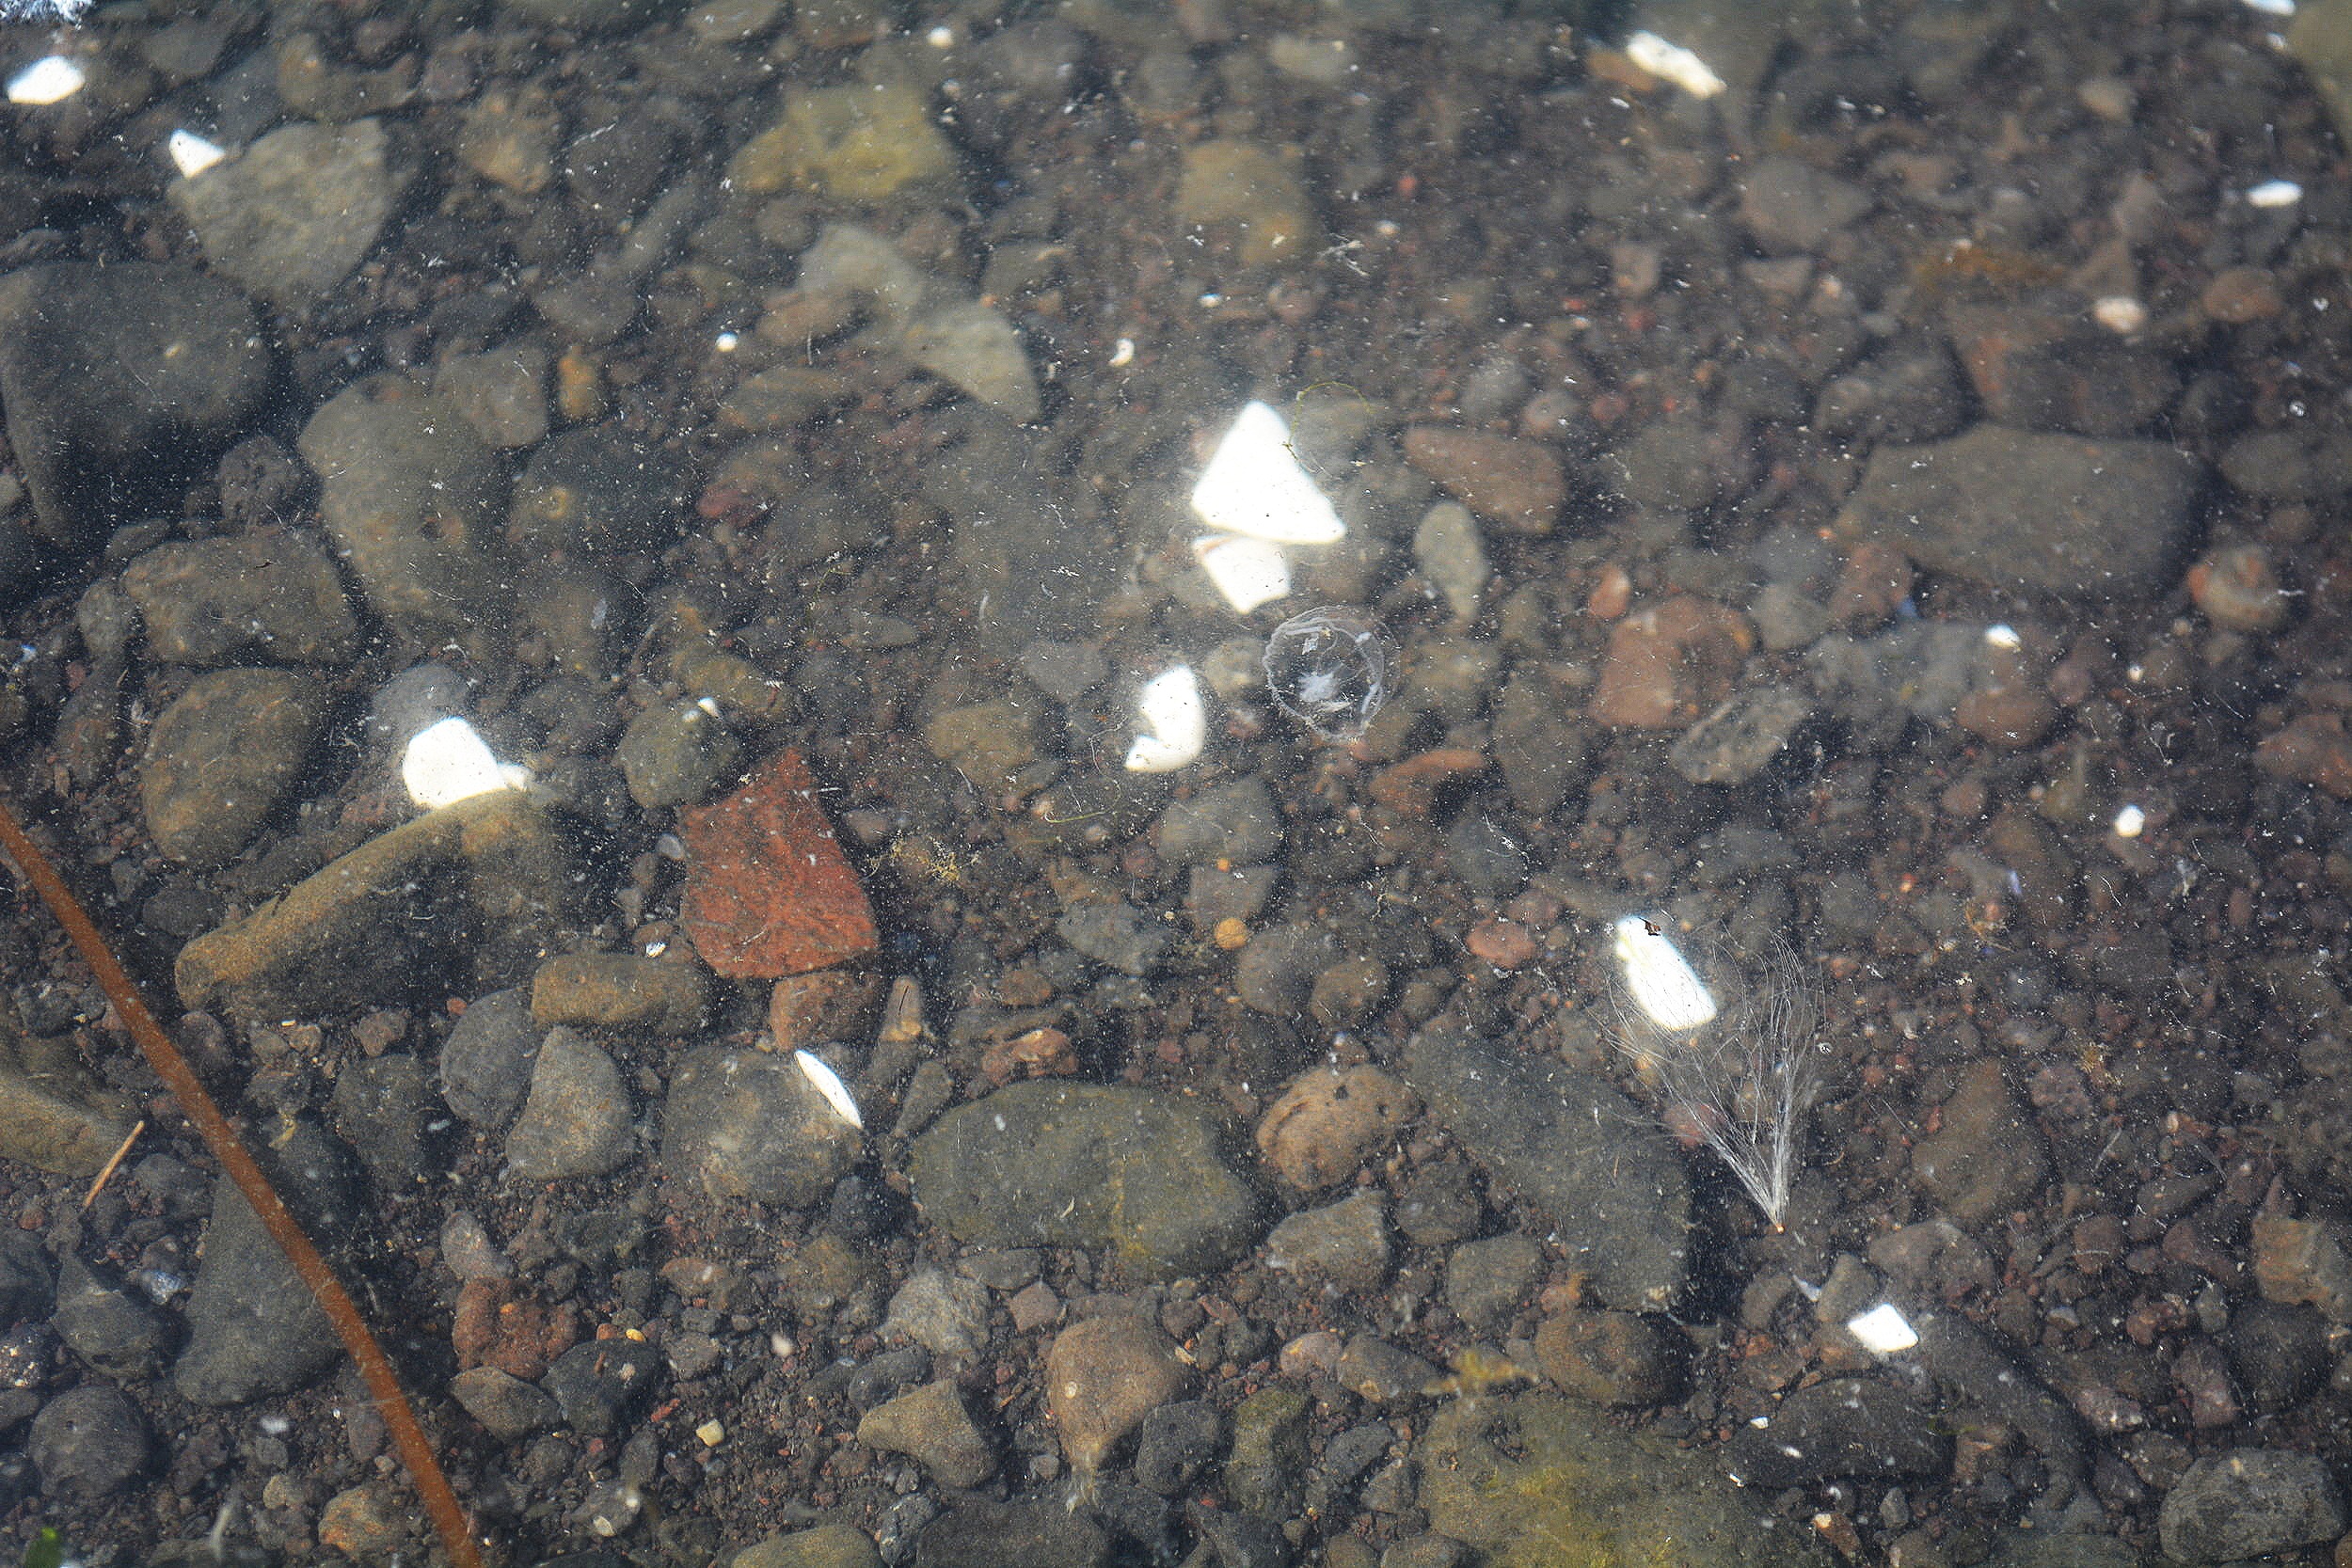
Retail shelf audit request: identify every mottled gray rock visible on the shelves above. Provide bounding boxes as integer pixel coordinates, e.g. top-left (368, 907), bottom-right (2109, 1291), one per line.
top-left (1835, 426), bottom-right (2203, 599)
top-left (450, 1365), bottom-right (563, 1440)
top-left (1737, 155), bottom-right (1872, 253)
top-left (297, 382), bottom-right (512, 641)
top-left (2158, 1449), bottom-right (2344, 1564)
top-left (140, 668), bottom-right (326, 869)
top-left (1154, 776), bottom-right (1284, 868)
top-left (435, 339), bottom-right (550, 449)
top-left (615, 702), bottom-right (744, 809)
top-left (735, 1523), bottom-right (883, 1568)
top-left (1720, 1377), bottom-right (1947, 1486)
top-left (507, 426), bottom-right (692, 555)
top-left (664, 1046), bottom-right (864, 1208)
top-left (1135, 1401), bottom-right (1223, 1497)
top-left (169, 119), bottom-right (408, 309)
top-left (174, 1160), bottom-right (350, 1404)
top-left (1264, 1190), bottom-right (1391, 1291)
top-left (1668, 686), bottom-right (1814, 785)
top-left (531, 952), bottom-right (708, 1035)
top-left (122, 531), bottom-right (359, 666)
top-left (1056, 901), bottom-right (1169, 977)
top-left (882, 1270), bottom-right (991, 1358)
top-left (503, 1028), bottom-right (634, 1180)
top-left (912, 1499), bottom-right (1107, 1568)
top-left (1400, 1019), bottom-right (1690, 1311)
top-left (27, 1385), bottom-right (148, 1497)
top-left (439, 988), bottom-right (539, 1128)
top-left (908, 1083), bottom-right (1262, 1280)
top-left (52, 1257), bottom-right (168, 1382)
top-left (539, 1337), bottom-right (663, 1435)
top-left (331, 1053), bottom-right (430, 1193)
top-left (0, 263), bottom-right (271, 553)
top-left (1444, 1233), bottom-right (1543, 1332)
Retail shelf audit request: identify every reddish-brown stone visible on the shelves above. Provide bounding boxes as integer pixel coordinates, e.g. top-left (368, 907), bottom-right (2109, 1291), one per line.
top-left (2255, 713), bottom-right (2352, 800)
top-left (1588, 595), bottom-right (1754, 728)
top-left (1401, 425), bottom-right (1565, 535)
top-left (451, 1277), bottom-right (577, 1381)
top-left (679, 750), bottom-right (879, 978)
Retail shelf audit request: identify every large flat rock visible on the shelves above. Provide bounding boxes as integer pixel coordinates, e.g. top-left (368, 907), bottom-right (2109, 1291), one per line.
top-left (1400, 1020), bottom-right (1690, 1311)
top-left (1834, 425), bottom-right (2202, 598)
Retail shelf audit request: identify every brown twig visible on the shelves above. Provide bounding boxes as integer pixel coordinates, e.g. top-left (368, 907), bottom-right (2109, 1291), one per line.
top-left (0, 795), bottom-right (486, 1568)
top-left (81, 1117), bottom-right (144, 1211)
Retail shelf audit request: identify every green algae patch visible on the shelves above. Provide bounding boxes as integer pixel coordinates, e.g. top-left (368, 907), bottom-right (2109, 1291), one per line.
top-left (906, 1082), bottom-right (1263, 1280)
top-left (1419, 1394), bottom-right (1832, 1568)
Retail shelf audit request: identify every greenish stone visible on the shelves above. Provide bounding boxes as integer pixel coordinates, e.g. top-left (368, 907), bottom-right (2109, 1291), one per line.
top-left (1224, 1386), bottom-right (1311, 1517)
top-left (727, 84), bottom-right (958, 206)
top-left (615, 701), bottom-right (745, 809)
top-left (1419, 1394), bottom-right (1834, 1568)
top-left (140, 668), bottom-right (327, 869)
top-left (907, 1082), bottom-right (1262, 1281)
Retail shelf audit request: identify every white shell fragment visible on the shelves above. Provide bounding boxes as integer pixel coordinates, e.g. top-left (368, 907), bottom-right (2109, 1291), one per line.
top-left (1124, 664), bottom-right (1209, 773)
top-left (6, 55), bottom-right (87, 105)
top-left (793, 1049), bottom-right (865, 1131)
top-left (1189, 401), bottom-right (1345, 545)
top-left (1846, 1302), bottom-right (1921, 1354)
top-left (2112, 803), bottom-right (2147, 839)
top-left (1624, 30), bottom-right (1726, 99)
top-left (1194, 532), bottom-right (1293, 614)
top-left (2092, 296), bottom-right (2149, 334)
top-left (402, 716), bottom-right (531, 809)
top-left (2247, 178), bottom-right (2303, 208)
top-left (167, 129), bottom-right (226, 178)
top-left (1611, 915), bottom-right (1721, 1033)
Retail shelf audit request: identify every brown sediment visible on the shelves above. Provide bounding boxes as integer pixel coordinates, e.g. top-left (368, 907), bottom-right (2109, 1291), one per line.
top-left (0, 792), bottom-right (485, 1568)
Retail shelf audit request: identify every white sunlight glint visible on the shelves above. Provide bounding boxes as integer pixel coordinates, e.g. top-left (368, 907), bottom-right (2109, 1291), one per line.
top-left (402, 716), bottom-right (531, 809)
top-left (1124, 665), bottom-right (1208, 774)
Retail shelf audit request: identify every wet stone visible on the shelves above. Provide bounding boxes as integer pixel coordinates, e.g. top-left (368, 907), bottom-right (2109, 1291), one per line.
top-left (1256, 1066), bottom-right (1420, 1191)
top-left (27, 1385), bottom-right (148, 1497)
top-left (439, 988), bottom-right (540, 1128)
top-left (508, 427), bottom-right (692, 556)
top-left (450, 1366), bottom-right (563, 1440)
top-left (1401, 1022), bottom-right (1689, 1312)
top-left (1835, 426), bottom-right (2202, 599)
top-left (175, 1179), bottom-right (344, 1405)
top-left (140, 668), bottom-right (326, 870)
top-left (122, 531), bottom-right (358, 666)
top-left (859, 1379), bottom-right (993, 1488)
top-left (1186, 864), bottom-right (1280, 935)
top-left (2157, 1449), bottom-right (2345, 1564)
top-left (662, 1045), bottom-right (863, 1208)
top-left (1310, 956), bottom-right (1390, 1027)
top-left (1335, 1336), bottom-right (1440, 1405)
top-left (678, 750), bottom-right (880, 979)
top-left (616, 702), bottom-right (744, 810)
top-left (1443, 1233), bottom-right (1543, 1332)
top-left (1154, 776), bottom-right (1285, 867)
top-left (1134, 1401), bottom-right (1223, 1497)
top-left (729, 83), bottom-right (957, 205)
top-left (540, 1338), bottom-right (665, 1436)
top-left (1047, 1314), bottom-right (1191, 1475)
top-left (329, 1053), bottom-right (429, 1193)
top-left (169, 119), bottom-right (409, 309)
top-left (1668, 685), bottom-right (1815, 785)
top-left (1533, 1309), bottom-right (1685, 1408)
top-left (1590, 595), bottom-right (1756, 730)
top-left (52, 1258), bottom-right (168, 1382)
top-left (1233, 923), bottom-right (1343, 1015)
top-left (882, 1271), bottom-right (991, 1358)
top-left (1264, 1190), bottom-right (1391, 1291)
top-left (1911, 1060), bottom-right (2049, 1227)
top-left (434, 339), bottom-right (550, 450)
top-left (736, 1522), bottom-right (883, 1568)
top-left (1721, 1377), bottom-right (1947, 1487)
top-left (1056, 901), bottom-right (1169, 977)
top-left (532, 953), bottom-right (709, 1036)
top-left (1401, 427), bottom-right (1564, 535)
top-left (1226, 1387), bottom-right (1311, 1517)
top-left (503, 1028), bottom-right (635, 1181)
top-left (907, 1083), bottom-right (1262, 1281)
top-left (1737, 154), bottom-right (1873, 252)
top-left (298, 383), bottom-right (512, 641)
top-left (914, 1499), bottom-right (1109, 1568)
top-left (0, 263), bottom-right (273, 555)
top-left (177, 792), bottom-right (585, 1022)
top-left (1176, 140), bottom-right (1317, 269)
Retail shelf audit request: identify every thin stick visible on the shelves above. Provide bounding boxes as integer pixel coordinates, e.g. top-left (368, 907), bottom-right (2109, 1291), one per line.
top-left (81, 1117), bottom-right (144, 1211)
top-left (0, 796), bottom-right (485, 1568)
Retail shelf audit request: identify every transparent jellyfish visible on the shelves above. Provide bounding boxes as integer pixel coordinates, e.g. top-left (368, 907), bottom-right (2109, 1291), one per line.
top-left (1263, 608), bottom-right (1396, 741)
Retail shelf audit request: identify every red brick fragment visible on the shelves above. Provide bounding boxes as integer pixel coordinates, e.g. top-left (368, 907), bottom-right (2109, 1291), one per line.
top-left (679, 750), bottom-right (879, 978)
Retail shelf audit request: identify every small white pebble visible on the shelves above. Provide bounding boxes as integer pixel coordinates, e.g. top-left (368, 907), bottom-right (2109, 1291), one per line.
top-left (2113, 803), bottom-right (2147, 839)
top-left (926, 24), bottom-right (955, 47)
top-left (6, 55), bottom-right (86, 105)
top-left (714, 330), bottom-right (739, 352)
top-left (2243, 0), bottom-right (2295, 15)
top-left (167, 129), bottom-right (227, 178)
top-left (2092, 295), bottom-right (2149, 335)
top-left (1983, 623), bottom-right (2023, 650)
top-left (1108, 337), bottom-right (1136, 368)
top-left (696, 1419), bottom-right (725, 1447)
top-left (2247, 178), bottom-right (2303, 208)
